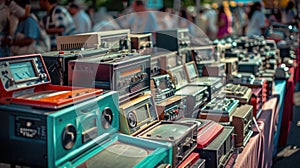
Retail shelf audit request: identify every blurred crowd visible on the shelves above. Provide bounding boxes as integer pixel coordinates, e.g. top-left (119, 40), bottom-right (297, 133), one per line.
top-left (0, 0), bottom-right (299, 57)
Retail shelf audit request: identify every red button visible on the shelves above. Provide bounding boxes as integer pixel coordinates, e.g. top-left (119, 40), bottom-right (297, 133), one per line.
top-left (59, 51), bottom-right (64, 54)
top-left (173, 110), bottom-right (179, 114)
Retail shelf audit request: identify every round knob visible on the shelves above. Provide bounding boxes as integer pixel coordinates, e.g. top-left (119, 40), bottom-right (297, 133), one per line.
top-left (102, 107), bottom-right (113, 129)
top-left (127, 112), bottom-right (137, 128)
top-left (62, 124), bottom-right (77, 150)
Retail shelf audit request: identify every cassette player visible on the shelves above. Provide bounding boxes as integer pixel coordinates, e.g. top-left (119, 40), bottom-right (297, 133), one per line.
top-left (68, 53), bottom-right (150, 103)
top-left (42, 49), bottom-right (107, 85)
top-left (119, 94), bottom-right (198, 167)
top-left (232, 104), bottom-right (253, 147)
top-left (199, 95), bottom-right (239, 123)
top-left (151, 74), bottom-right (176, 103)
top-left (0, 91), bottom-right (121, 168)
top-left (156, 95), bottom-right (187, 121)
top-left (168, 65), bottom-right (209, 118)
top-left (0, 54), bottom-right (102, 109)
top-left (184, 61), bottom-right (223, 101)
top-left (221, 83), bottom-right (252, 104)
top-left (130, 33), bottom-right (153, 51)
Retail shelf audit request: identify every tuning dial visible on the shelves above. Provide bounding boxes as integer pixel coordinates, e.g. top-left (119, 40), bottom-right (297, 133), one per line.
top-left (102, 107), bottom-right (113, 129)
top-left (62, 124), bottom-right (77, 150)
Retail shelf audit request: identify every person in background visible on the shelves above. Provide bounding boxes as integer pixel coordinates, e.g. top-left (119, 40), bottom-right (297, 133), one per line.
top-left (123, 0), bottom-right (157, 33)
top-left (268, 8), bottom-right (282, 23)
top-left (246, 2), bottom-right (266, 37)
top-left (216, 5), bottom-right (231, 39)
top-left (39, 0), bottom-right (76, 51)
top-left (283, 0), bottom-right (298, 25)
top-left (68, 2), bottom-right (91, 33)
top-left (202, 4), bottom-right (217, 39)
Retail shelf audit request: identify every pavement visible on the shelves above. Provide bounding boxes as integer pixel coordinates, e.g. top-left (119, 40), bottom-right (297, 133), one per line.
top-left (272, 82), bottom-right (300, 168)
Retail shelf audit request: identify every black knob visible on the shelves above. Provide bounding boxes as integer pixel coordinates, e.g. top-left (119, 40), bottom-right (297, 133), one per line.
top-left (62, 124), bottom-right (77, 150)
top-left (102, 107), bottom-right (113, 129)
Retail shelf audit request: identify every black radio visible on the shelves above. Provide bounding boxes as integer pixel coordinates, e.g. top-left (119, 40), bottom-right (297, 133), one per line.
top-left (119, 94), bottom-right (198, 167)
top-left (156, 95), bottom-right (187, 121)
top-left (232, 104), bottom-right (253, 147)
top-left (42, 49), bottom-right (107, 85)
top-left (184, 62), bottom-right (223, 101)
top-left (221, 83), bottom-right (252, 104)
top-left (156, 28), bottom-right (190, 51)
top-left (151, 74), bottom-right (176, 103)
top-left (68, 53), bottom-right (150, 103)
top-left (195, 126), bottom-right (234, 168)
top-left (130, 33), bottom-right (153, 51)
top-left (168, 65), bottom-right (209, 118)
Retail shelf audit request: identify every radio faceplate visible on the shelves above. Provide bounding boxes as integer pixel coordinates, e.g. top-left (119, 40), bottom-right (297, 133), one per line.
top-left (192, 45), bottom-right (216, 64)
top-left (69, 53), bottom-right (151, 103)
top-left (156, 95), bottom-right (187, 121)
top-left (151, 74), bottom-right (176, 103)
top-left (130, 33), bottom-right (153, 50)
top-left (0, 91), bottom-right (120, 168)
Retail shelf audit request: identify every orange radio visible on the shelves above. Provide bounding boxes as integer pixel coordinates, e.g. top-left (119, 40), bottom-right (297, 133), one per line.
top-left (0, 54), bottom-right (102, 109)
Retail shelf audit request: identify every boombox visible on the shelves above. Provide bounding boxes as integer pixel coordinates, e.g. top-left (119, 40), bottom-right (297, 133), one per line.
top-left (199, 96), bottom-right (239, 123)
top-left (195, 126), bottom-right (234, 168)
top-left (184, 62), bottom-right (223, 101)
top-left (168, 65), bottom-right (209, 118)
top-left (0, 91), bottom-right (120, 168)
top-left (42, 49), bottom-right (107, 85)
top-left (221, 83), bottom-right (252, 104)
top-left (119, 94), bottom-right (198, 167)
top-left (68, 53), bottom-right (151, 103)
top-left (232, 104), bottom-right (253, 147)
top-left (156, 95), bottom-right (187, 121)
top-left (178, 153), bottom-right (206, 168)
top-left (151, 74), bottom-right (176, 103)
top-left (130, 33), bottom-right (153, 50)
top-left (57, 29), bottom-right (130, 52)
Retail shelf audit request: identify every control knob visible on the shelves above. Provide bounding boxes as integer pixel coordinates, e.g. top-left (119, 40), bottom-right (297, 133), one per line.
top-left (62, 124), bottom-right (77, 150)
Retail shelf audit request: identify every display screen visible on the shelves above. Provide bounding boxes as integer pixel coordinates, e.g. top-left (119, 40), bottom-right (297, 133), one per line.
top-left (10, 61), bottom-right (37, 82)
top-left (136, 105), bottom-right (150, 123)
top-left (121, 66), bottom-right (141, 77)
top-left (186, 63), bottom-right (198, 79)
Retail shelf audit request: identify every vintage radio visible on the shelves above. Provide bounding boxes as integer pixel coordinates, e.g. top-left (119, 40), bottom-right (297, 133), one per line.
top-left (221, 83), bottom-right (252, 104)
top-left (184, 62), bottom-right (223, 101)
top-left (196, 126), bottom-right (234, 168)
top-left (68, 53), bottom-right (150, 103)
top-left (238, 58), bottom-right (262, 76)
top-left (130, 33), bottom-right (152, 50)
top-left (178, 153), bottom-right (206, 168)
top-left (119, 94), bottom-right (198, 167)
top-left (156, 95), bottom-right (187, 121)
top-left (202, 63), bottom-right (226, 77)
top-left (229, 73), bottom-right (255, 84)
top-left (199, 96), bottom-right (239, 123)
top-left (42, 49), bottom-right (107, 85)
top-left (57, 29), bottom-right (130, 52)
top-left (0, 90), bottom-right (121, 168)
top-left (232, 104), bottom-right (253, 147)
top-left (168, 65), bottom-right (209, 118)
top-left (156, 28), bottom-right (190, 52)
top-left (150, 49), bottom-right (184, 75)
top-left (0, 54), bottom-right (102, 109)
top-left (177, 118), bottom-right (224, 149)
top-left (251, 88), bottom-right (263, 119)
top-left (275, 64), bottom-right (290, 80)
top-left (191, 45), bottom-right (216, 65)
top-left (151, 74), bottom-right (176, 103)
top-left (220, 57), bottom-right (238, 76)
